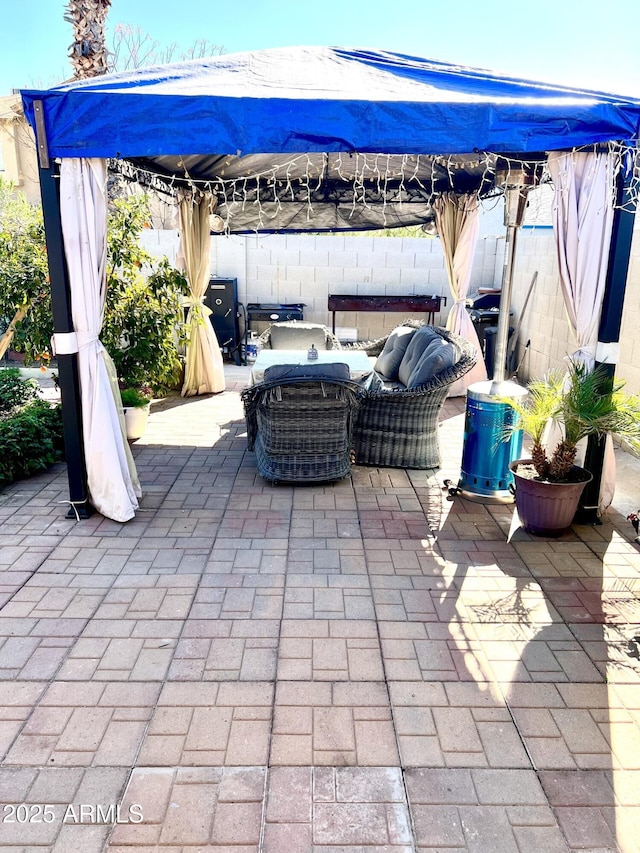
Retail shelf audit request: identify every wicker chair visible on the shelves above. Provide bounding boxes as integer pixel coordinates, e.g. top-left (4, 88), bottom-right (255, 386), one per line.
top-left (352, 322), bottom-right (477, 470)
top-left (257, 320), bottom-right (342, 351)
top-left (241, 363), bottom-right (361, 484)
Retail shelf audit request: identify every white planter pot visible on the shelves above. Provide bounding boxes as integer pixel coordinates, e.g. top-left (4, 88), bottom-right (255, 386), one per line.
top-left (123, 404), bottom-right (150, 440)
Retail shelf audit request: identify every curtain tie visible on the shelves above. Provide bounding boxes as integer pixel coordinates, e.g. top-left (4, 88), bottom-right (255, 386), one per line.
top-left (51, 331), bottom-right (103, 355)
top-left (565, 345), bottom-right (596, 370)
top-left (76, 331), bottom-right (102, 351)
top-left (57, 498), bottom-right (90, 521)
top-left (183, 297), bottom-right (212, 320)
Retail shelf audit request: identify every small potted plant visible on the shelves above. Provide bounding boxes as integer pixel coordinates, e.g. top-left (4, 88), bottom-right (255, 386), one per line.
top-left (119, 386), bottom-right (152, 440)
top-left (503, 361), bottom-right (640, 536)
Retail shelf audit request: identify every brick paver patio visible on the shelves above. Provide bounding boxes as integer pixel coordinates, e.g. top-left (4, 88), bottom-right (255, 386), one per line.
top-left (1, 364), bottom-right (639, 851)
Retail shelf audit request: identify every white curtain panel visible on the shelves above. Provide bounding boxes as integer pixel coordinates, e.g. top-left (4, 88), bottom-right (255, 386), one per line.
top-left (548, 150), bottom-right (616, 512)
top-left (178, 194), bottom-right (225, 396)
top-left (434, 192), bottom-right (487, 396)
top-left (548, 150), bottom-right (615, 366)
top-left (60, 158), bottom-right (141, 522)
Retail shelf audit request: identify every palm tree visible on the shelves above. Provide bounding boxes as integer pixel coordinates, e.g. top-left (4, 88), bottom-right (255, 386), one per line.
top-left (64, 0), bottom-right (111, 79)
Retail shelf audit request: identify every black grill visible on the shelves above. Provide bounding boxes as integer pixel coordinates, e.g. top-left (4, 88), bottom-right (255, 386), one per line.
top-left (246, 303), bottom-right (305, 323)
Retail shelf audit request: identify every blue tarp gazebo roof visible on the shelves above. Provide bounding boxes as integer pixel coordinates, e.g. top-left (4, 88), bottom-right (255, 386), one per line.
top-left (21, 45), bottom-right (640, 158)
top-left (21, 46), bottom-right (640, 232)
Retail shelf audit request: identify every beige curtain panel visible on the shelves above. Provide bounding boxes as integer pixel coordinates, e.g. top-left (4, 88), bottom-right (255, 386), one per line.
top-left (434, 192), bottom-right (487, 396)
top-left (178, 193), bottom-right (225, 397)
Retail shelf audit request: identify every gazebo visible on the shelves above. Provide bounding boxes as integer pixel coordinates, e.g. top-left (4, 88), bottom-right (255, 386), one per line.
top-left (20, 46), bottom-right (640, 522)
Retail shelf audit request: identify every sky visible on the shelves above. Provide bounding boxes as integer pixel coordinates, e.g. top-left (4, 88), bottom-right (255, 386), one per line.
top-left (1, 0), bottom-right (639, 98)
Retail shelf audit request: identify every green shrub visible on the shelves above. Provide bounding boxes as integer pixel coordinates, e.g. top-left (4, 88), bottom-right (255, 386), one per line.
top-left (0, 179), bottom-right (51, 365)
top-left (0, 372), bottom-right (64, 487)
top-left (102, 198), bottom-right (188, 395)
top-left (1, 184), bottom-right (188, 386)
top-left (0, 368), bottom-right (39, 415)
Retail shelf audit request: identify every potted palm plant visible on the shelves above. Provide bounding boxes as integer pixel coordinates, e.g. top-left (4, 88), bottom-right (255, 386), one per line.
top-left (503, 361), bottom-right (640, 536)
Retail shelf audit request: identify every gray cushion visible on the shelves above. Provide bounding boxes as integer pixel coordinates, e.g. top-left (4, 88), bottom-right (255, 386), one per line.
top-left (406, 339), bottom-right (457, 388)
top-left (373, 325), bottom-right (417, 380)
top-left (397, 326), bottom-right (442, 386)
top-left (264, 363), bottom-right (350, 382)
top-left (263, 362), bottom-right (350, 383)
top-left (269, 323), bottom-right (328, 350)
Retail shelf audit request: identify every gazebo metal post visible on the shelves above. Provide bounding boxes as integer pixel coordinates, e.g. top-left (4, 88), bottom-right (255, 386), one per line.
top-left (576, 164), bottom-right (637, 524)
top-left (34, 104), bottom-right (92, 518)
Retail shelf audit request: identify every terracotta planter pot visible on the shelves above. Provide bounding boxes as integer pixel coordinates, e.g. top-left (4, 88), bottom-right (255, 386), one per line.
top-left (509, 459), bottom-right (592, 536)
top-left (123, 403), bottom-right (150, 440)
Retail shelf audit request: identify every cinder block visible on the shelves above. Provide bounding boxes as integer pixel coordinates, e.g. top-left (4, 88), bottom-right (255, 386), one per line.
top-left (316, 266), bottom-right (344, 284)
top-left (246, 248), bottom-right (272, 265)
top-left (285, 266), bottom-right (315, 284)
top-left (427, 269), bottom-right (447, 288)
top-left (355, 252), bottom-right (377, 268)
top-left (289, 235), bottom-right (316, 251)
top-left (300, 250), bottom-right (329, 266)
top-left (401, 237), bottom-right (427, 253)
top-left (319, 234), bottom-right (344, 250)
top-left (263, 234), bottom-right (288, 250)
top-left (256, 265), bottom-right (275, 281)
top-left (370, 268), bottom-right (401, 286)
top-left (298, 281), bottom-right (328, 298)
top-left (385, 251), bottom-right (411, 269)
top-left (421, 253), bottom-right (445, 269)
top-left (384, 282), bottom-right (416, 296)
top-left (271, 250), bottom-right (301, 267)
top-left (328, 251), bottom-right (358, 268)
top-left (400, 268), bottom-right (429, 287)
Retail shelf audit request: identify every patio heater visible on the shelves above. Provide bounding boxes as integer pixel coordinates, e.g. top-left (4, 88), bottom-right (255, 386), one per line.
top-left (457, 169), bottom-right (534, 502)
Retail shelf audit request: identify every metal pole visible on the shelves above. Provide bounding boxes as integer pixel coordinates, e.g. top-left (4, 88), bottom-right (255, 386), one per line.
top-left (491, 186), bottom-right (527, 387)
top-left (576, 162), bottom-right (637, 523)
top-left (35, 121), bottom-right (93, 518)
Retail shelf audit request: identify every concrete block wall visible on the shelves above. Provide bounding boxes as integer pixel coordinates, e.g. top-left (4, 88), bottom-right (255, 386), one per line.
top-left (141, 229), bottom-right (505, 342)
top-left (243, 232), bottom-right (504, 340)
top-left (508, 221), bottom-right (640, 396)
top-left (509, 228), bottom-right (573, 380)
top-left (140, 212), bottom-right (640, 395)
top-left (616, 221), bottom-right (640, 393)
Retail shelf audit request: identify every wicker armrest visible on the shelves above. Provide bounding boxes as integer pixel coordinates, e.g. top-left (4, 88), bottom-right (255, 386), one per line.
top-left (352, 325), bottom-right (477, 469)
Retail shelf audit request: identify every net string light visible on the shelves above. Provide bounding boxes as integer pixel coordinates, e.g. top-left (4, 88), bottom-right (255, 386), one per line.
top-left (109, 142), bottom-right (640, 233)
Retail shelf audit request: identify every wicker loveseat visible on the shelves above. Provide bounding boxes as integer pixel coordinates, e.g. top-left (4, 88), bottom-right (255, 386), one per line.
top-left (241, 363), bottom-right (361, 484)
top-left (352, 321), bottom-right (477, 470)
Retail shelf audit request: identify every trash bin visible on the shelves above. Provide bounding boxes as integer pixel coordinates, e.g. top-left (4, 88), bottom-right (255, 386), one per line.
top-left (484, 326), bottom-right (516, 377)
top-left (470, 308), bottom-right (501, 359)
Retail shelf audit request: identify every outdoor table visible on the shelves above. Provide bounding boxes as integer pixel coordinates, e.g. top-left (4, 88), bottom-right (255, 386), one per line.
top-left (250, 348), bottom-right (373, 385)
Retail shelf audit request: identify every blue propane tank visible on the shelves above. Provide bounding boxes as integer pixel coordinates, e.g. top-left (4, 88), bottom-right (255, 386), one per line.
top-left (458, 379), bottom-right (527, 502)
